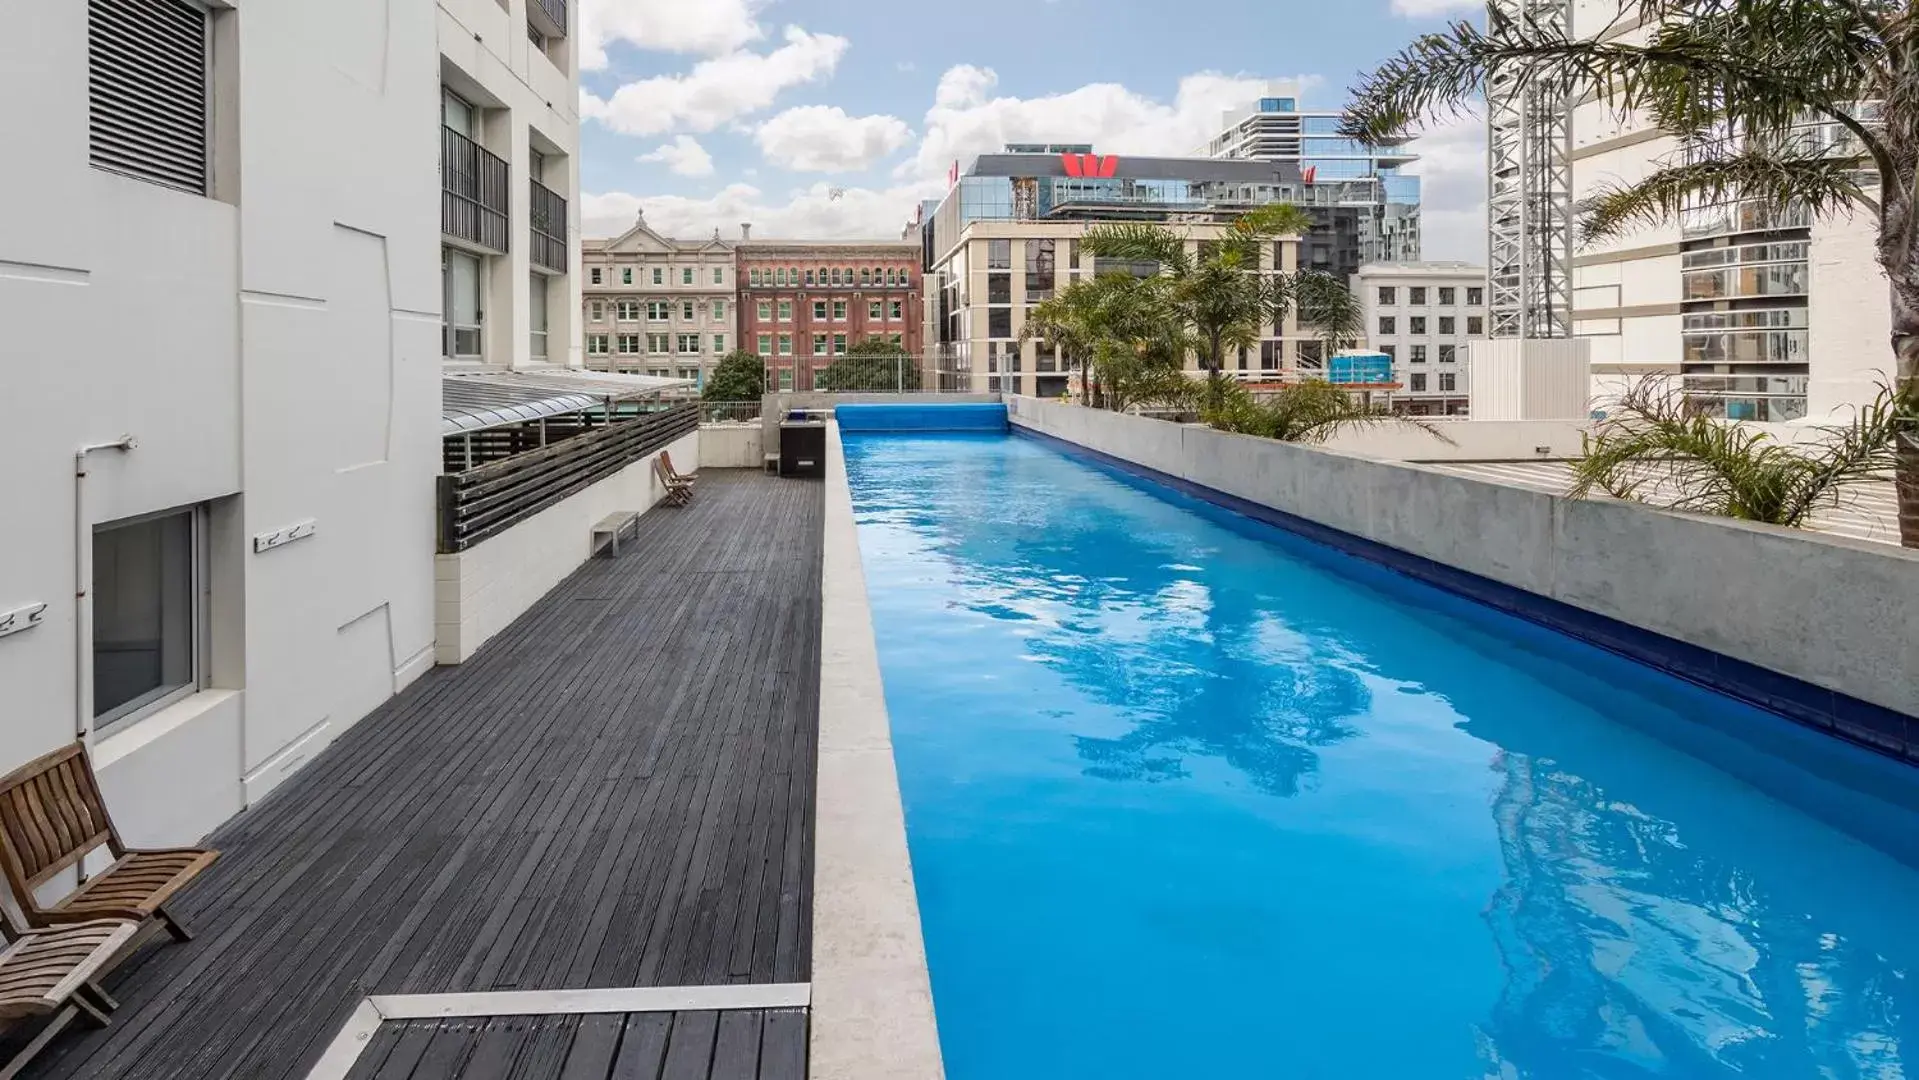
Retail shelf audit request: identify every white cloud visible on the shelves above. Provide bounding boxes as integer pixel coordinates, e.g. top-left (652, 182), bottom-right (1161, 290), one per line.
top-left (756, 106), bottom-right (913, 173)
top-left (583, 180), bottom-right (944, 242)
top-left (1399, 111), bottom-right (1487, 261)
top-left (580, 27), bottom-right (848, 136)
top-left (898, 66), bottom-right (1315, 180)
top-left (638, 135), bottom-right (715, 177)
top-left (1390, 0), bottom-right (1482, 16)
top-left (579, 0), bottom-right (766, 69)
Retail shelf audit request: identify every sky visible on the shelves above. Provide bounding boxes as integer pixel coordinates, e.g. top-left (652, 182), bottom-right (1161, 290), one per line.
top-left (577, 0), bottom-right (1489, 261)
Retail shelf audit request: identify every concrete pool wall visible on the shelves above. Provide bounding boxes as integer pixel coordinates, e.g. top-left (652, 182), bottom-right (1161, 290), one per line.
top-left (1006, 395), bottom-right (1919, 757)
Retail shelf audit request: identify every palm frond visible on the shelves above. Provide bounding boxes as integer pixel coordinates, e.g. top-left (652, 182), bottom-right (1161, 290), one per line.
top-left (1582, 151), bottom-right (1873, 242)
top-left (1083, 223), bottom-right (1192, 275)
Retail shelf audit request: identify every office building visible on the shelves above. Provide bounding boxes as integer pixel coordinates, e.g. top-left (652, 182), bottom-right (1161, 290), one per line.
top-left (1566, 5), bottom-right (1884, 419)
top-left (737, 240), bottom-right (924, 392)
top-left (924, 149), bottom-right (1308, 395)
top-left (1353, 263), bottom-right (1490, 415)
top-left (1203, 83), bottom-right (1422, 277)
top-left (0, 0), bottom-right (580, 845)
top-left (581, 214), bottom-right (737, 386)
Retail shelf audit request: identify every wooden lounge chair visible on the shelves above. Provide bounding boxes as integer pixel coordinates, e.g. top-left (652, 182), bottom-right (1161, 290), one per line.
top-left (0, 744), bottom-right (218, 944)
top-left (0, 917), bottom-right (139, 1080)
top-left (655, 454), bottom-right (692, 507)
top-left (659, 449), bottom-right (695, 488)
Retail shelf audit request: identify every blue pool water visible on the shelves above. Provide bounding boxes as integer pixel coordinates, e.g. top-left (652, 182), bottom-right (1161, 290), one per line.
top-left (843, 431), bottom-right (1919, 1080)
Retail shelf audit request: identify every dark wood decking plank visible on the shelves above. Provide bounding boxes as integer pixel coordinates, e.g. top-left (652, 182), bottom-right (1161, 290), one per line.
top-left (708, 1010), bottom-right (763, 1080)
top-left (659, 1012), bottom-right (719, 1080)
top-left (608, 1013), bottom-right (672, 1080)
top-left (554, 1015), bottom-right (624, 1080)
top-left (755, 1011), bottom-right (807, 1080)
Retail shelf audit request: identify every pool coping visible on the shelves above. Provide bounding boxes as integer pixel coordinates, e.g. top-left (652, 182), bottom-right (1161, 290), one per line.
top-left (1008, 418), bottom-right (1919, 765)
top-left (810, 420), bottom-right (947, 1080)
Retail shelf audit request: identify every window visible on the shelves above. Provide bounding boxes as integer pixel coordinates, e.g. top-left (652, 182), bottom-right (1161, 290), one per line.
top-left (613, 300), bottom-right (634, 321)
top-left (528, 274), bottom-right (548, 359)
top-left (988, 274), bottom-right (1011, 304)
top-left (1378, 316), bottom-right (1396, 335)
top-left (779, 368), bottom-right (794, 391)
top-left (1069, 240), bottom-right (1082, 270)
top-left (645, 333), bottom-right (667, 354)
top-left (989, 309), bottom-right (1013, 338)
top-left (1409, 287), bottom-right (1427, 305)
top-left (1439, 316), bottom-right (1455, 335)
top-left (778, 300), bottom-right (792, 321)
top-left (713, 268), bottom-right (724, 285)
top-left (1467, 316), bottom-right (1484, 335)
top-left (1377, 286), bottom-right (1396, 305)
top-left (778, 333), bottom-right (793, 355)
top-left (1410, 373), bottom-right (1427, 392)
top-left (91, 0), bottom-right (211, 195)
top-left (681, 301), bottom-right (695, 321)
top-left (587, 334), bottom-right (608, 355)
top-left (443, 89), bottom-right (475, 137)
top-left (1381, 345), bottom-right (1397, 362)
top-left (870, 300), bottom-right (883, 320)
top-left (891, 333), bottom-right (903, 347)
top-left (645, 301), bottom-right (667, 321)
top-left (774, 269), bottom-right (786, 286)
top-left (712, 334), bottom-right (726, 353)
top-left (443, 249), bottom-right (482, 359)
top-left (860, 269), bottom-right (871, 286)
top-left (590, 301), bottom-right (603, 322)
top-left (1467, 287), bottom-right (1484, 305)
top-left (1410, 316), bottom-right (1427, 335)
top-left (712, 300), bottom-right (726, 319)
top-left (890, 300), bottom-right (903, 320)
top-left (617, 334), bottom-right (640, 355)
top-left (757, 301), bottom-right (771, 320)
top-left (590, 268), bottom-right (603, 285)
top-left (1439, 344), bottom-right (1457, 363)
top-left (677, 334), bottom-right (701, 354)
top-left (830, 268), bottom-right (842, 286)
top-left (832, 300), bottom-right (847, 321)
top-left (1439, 372), bottom-right (1457, 392)
top-left (682, 268), bottom-right (694, 285)
top-left (751, 269), bottom-right (762, 286)
top-left (622, 268), bottom-right (633, 285)
top-left (813, 300), bottom-right (828, 320)
top-left (757, 333), bottom-right (771, 355)
top-left (652, 268), bottom-right (663, 285)
top-left (833, 333), bottom-right (847, 355)
top-left (813, 334), bottom-right (828, 356)
top-left (988, 239), bottom-right (1012, 269)
top-left (93, 507), bottom-right (201, 730)
top-left (1438, 287), bottom-right (1455, 305)
top-left (1410, 345), bottom-right (1428, 363)
top-left (805, 270), bottom-right (816, 286)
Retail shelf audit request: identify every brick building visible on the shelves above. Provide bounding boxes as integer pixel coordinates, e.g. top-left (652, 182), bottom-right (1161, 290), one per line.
top-left (735, 238), bottom-right (923, 391)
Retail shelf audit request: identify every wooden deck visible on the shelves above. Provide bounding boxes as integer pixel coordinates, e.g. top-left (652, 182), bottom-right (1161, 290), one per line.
top-left (344, 1010), bottom-right (808, 1080)
top-left (26, 471), bottom-right (824, 1080)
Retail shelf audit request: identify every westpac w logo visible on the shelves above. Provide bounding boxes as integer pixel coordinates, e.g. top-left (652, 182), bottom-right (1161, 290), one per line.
top-left (1060, 153), bottom-right (1119, 178)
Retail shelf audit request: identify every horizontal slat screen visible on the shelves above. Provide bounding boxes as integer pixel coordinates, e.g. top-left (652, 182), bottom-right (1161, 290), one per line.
top-left (89, 0), bottom-right (209, 195)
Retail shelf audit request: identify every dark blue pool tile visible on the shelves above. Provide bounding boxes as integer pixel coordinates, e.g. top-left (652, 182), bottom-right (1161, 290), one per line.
top-left (1016, 426), bottom-right (1917, 766)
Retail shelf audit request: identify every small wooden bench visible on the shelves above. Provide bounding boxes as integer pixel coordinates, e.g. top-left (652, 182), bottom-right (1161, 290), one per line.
top-left (0, 745), bottom-right (218, 946)
top-left (592, 510), bottom-right (641, 556)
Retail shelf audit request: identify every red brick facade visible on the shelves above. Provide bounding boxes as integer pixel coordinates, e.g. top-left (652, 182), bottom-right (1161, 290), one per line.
top-left (734, 242), bottom-right (923, 392)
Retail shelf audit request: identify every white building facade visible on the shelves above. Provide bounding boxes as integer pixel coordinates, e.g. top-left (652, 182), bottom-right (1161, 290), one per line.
top-left (0, 0), bottom-right (579, 848)
top-left (1354, 263), bottom-right (1490, 415)
top-left (581, 215), bottom-right (737, 387)
top-left (1569, 0), bottom-right (1886, 419)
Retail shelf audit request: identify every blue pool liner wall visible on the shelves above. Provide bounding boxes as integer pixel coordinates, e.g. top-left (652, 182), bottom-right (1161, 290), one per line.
top-left (835, 403), bottom-right (1008, 433)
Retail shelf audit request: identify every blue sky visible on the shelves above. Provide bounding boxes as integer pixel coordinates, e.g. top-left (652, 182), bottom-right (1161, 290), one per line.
top-left (577, 0), bottom-right (1487, 259)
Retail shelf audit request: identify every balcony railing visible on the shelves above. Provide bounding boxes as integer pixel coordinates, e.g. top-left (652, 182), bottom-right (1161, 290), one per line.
top-left (529, 0), bottom-right (566, 38)
top-left (530, 178), bottom-right (567, 273)
top-left (442, 127), bottom-right (509, 253)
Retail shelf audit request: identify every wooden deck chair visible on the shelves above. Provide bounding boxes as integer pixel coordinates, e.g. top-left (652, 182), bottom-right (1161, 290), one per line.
top-left (0, 744), bottom-right (218, 944)
top-left (659, 449), bottom-right (696, 488)
top-left (655, 454), bottom-right (692, 506)
top-left (0, 917), bottom-right (139, 1080)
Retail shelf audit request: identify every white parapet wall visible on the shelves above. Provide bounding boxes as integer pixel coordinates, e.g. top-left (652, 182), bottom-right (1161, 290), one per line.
top-left (698, 423), bottom-right (765, 468)
top-left (432, 430), bottom-right (698, 664)
top-left (1006, 397), bottom-right (1919, 729)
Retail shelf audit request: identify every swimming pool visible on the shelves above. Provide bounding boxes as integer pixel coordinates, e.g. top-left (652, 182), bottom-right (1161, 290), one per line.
top-left (843, 430), bottom-right (1919, 1080)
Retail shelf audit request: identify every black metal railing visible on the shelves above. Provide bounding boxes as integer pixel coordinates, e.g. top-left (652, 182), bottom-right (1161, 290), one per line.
top-left (437, 402), bottom-right (698, 552)
top-left (531, 0), bottom-right (566, 36)
top-left (530, 178), bottom-right (567, 273)
top-left (442, 127), bottom-right (509, 253)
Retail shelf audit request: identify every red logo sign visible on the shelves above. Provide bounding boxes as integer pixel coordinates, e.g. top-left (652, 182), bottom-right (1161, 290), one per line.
top-left (948, 159), bottom-right (960, 187)
top-left (1302, 165), bottom-right (1317, 184)
top-left (1061, 153), bottom-right (1119, 178)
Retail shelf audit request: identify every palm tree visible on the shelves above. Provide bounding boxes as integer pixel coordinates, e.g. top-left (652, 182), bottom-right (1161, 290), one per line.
top-left (1571, 378), bottom-right (1901, 527)
top-left (1204, 379), bottom-right (1452, 444)
top-left (1023, 271), bottom-right (1193, 410)
top-left (1340, 0), bottom-right (1919, 545)
top-left (1293, 269), bottom-right (1367, 362)
top-left (1081, 203), bottom-right (1317, 405)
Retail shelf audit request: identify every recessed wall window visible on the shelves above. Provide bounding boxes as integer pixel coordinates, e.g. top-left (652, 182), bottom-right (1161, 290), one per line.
top-left (1438, 287), bottom-right (1455, 305)
top-left (682, 268), bottom-right (694, 285)
top-left (1410, 372), bottom-right (1427, 392)
top-left (812, 301), bottom-right (828, 320)
top-left (712, 334), bottom-right (726, 353)
top-left (1409, 287), bottom-right (1427, 304)
top-left (590, 301), bottom-right (603, 321)
top-left (89, 0), bottom-right (212, 195)
top-left (590, 268), bottom-right (603, 285)
top-left (890, 300), bottom-right (903, 320)
top-left (832, 300), bottom-right (847, 321)
top-left (443, 249), bottom-right (483, 359)
top-left (93, 507), bottom-right (201, 731)
top-left (712, 299), bottom-right (726, 319)
top-left (1410, 344), bottom-right (1428, 363)
top-left (778, 300), bottom-right (792, 321)
top-left (1439, 316), bottom-right (1455, 335)
top-left (652, 268), bottom-right (663, 285)
top-left (757, 333), bottom-right (771, 355)
top-left (713, 268), bottom-right (724, 285)
top-left (778, 334), bottom-right (792, 355)
top-left (1410, 316), bottom-right (1427, 335)
top-left (1439, 372), bottom-right (1457, 392)
top-left (622, 268), bottom-right (633, 285)
top-left (833, 333), bottom-right (847, 355)
top-left (758, 301), bottom-right (772, 320)
top-left (869, 301), bottom-right (883, 320)
top-left (528, 274), bottom-right (548, 358)
top-left (1467, 287), bottom-right (1484, 306)
top-left (1377, 286), bottom-right (1395, 305)
top-left (1439, 344), bottom-right (1457, 363)
top-left (1467, 316), bottom-right (1484, 335)
top-left (1378, 316), bottom-right (1396, 335)
top-left (587, 334), bottom-right (608, 355)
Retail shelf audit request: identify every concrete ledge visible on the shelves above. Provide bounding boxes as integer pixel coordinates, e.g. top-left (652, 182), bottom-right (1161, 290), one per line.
top-left (1006, 396), bottom-right (1919, 756)
top-left (811, 420), bottom-right (945, 1080)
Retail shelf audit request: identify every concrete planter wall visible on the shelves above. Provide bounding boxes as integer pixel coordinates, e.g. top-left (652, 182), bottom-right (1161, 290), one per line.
top-left (1007, 396), bottom-right (1919, 748)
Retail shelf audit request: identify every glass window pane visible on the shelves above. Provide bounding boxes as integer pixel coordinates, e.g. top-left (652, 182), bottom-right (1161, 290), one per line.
top-left (93, 510), bottom-right (195, 722)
